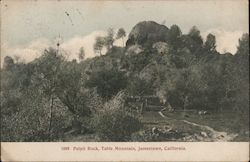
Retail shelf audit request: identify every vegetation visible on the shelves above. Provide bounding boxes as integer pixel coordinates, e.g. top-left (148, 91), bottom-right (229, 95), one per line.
top-left (1, 21), bottom-right (249, 141)
top-left (78, 47), bottom-right (85, 61)
top-left (116, 28), bottom-right (126, 47)
top-left (92, 92), bottom-right (142, 141)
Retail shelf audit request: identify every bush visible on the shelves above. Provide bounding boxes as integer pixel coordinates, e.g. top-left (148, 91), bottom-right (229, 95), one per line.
top-left (92, 91), bottom-right (142, 141)
top-left (85, 68), bottom-right (128, 100)
top-left (1, 88), bottom-right (73, 142)
top-left (94, 108), bottom-right (142, 141)
top-left (1, 89), bottom-right (49, 141)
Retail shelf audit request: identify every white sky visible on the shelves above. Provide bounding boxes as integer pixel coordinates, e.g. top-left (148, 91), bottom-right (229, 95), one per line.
top-left (1, 0), bottom-right (249, 63)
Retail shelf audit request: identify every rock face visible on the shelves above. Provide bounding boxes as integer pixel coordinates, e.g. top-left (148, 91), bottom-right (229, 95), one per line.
top-left (125, 45), bottom-right (144, 56)
top-left (126, 21), bottom-right (169, 47)
top-left (152, 42), bottom-right (169, 54)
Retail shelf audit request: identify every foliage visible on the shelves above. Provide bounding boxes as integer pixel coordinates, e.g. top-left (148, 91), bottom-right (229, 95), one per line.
top-left (56, 61), bottom-right (91, 116)
top-left (94, 109), bottom-right (142, 141)
top-left (3, 56), bottom-right (14, 70)
top-left (1, 90), bottom-right (46, 141)
top-left (104, 28), bottom-right (115, 50)
top-left (232, 33), bottom-right (249, 115)
top-left (85, 68), bottom-right (128, 100)
top-left (116, 28), bottom-right (126, 47)
top-left (1, 21), bottom-right (249, 142)
top-left (182, 26), bottom-right (203, 57)
top-left (116, 28), bottom-right (126, 39)
top-left (204, 33), bottom-right (216, 52)
top-left (94, 36), bottom-right (105, 55)
top-left (167, 24), bottom-right (182, 49)
top-left (78, 47), bottom-right (85, 61)
top-left (127, 76), bottom-right (154, 96)
top-left (92, 92), bottom-right (142, 141)
top-left (1, 87), bottom-right (72, 142)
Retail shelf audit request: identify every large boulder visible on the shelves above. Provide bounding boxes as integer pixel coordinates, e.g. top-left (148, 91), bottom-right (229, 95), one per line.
top-left (126, 21), bottom-right (169, 47)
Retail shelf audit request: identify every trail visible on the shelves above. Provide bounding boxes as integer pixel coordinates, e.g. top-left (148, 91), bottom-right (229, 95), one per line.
top-left (182, 120), bottom-right (238, 141)
top-left (157, 111), bottom-right (238, 141)
top-left (158, 111), bottom-right (166, 118)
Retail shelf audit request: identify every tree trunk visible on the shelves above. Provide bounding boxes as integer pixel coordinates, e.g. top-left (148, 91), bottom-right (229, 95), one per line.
top-left (48, 96), bottom-right (54, 140)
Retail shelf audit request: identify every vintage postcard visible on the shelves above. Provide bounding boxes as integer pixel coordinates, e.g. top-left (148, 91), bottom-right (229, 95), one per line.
top-left (1, 0), bottom-right (249, 161)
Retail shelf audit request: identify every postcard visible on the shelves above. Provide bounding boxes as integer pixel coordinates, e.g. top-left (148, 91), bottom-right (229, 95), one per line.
top-left (1, 0), bottom-right (249, 161)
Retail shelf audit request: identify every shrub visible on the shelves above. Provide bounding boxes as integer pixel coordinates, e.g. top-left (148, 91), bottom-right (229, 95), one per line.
top-left (92, 91), bottom-right (142, 141)
top-left (1, 88), bottom-right (73, 142)
top-left (85, 68), bottom-right (128, 100)
top-left (94, 108), bottom-right (142, 141)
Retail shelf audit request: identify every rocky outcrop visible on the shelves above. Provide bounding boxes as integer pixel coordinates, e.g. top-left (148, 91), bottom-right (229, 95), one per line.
top-left (125, 45), bottom-right (144, 56)
top-left (152, 42), bottom-right (169, 54)
top-left (126, 21), bottom-right (169, 47)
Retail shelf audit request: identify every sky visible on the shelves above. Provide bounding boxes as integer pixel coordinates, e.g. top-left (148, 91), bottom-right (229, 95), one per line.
top-left (1, 0), bottom-right (249, 63)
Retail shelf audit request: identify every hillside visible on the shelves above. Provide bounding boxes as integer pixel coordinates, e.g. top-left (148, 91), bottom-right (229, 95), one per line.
top-left (1, 21), bottom-right (249, 142)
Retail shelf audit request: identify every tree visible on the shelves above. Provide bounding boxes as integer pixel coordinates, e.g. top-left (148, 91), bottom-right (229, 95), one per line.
top-left (85, 68), bottom-right (128, 100)
top-left (127, 76), bottom-right (154, 96)
top-left (186, 26), bottom-right (203, 54)
top-left (233, 33), bottom-right (249, 114)
top-left (188, 26), bottom-right (202, 39)
top-left (116, 28), bottom-right (126, 47)
top-left (204, 33), bottom-right (216, 52)
top-left (236, 33), bottom-right (249, 55)
top-left (94, 36), bottom-right (105, 55)
top-left (56, 61), bottom-right (91, 117)
top-left (78, 47), bottom-right (85, 61)
top-left (3, 56), bottom-right (14, 70)
top-left (235, 33), bottom-right (249, 80)
top-left (104, 28), bottom-right (115, 50)
top-left (167, 24), bottom-right (182, 49)
top-left (32, 48), bottom-right (63, 139)
top-left (93, 92), bottom-right (142, 141)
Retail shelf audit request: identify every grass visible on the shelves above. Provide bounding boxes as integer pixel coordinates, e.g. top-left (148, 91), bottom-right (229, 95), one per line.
top-left (142, 111), bottom-right (205, 135)
top-left (63, 110), bottom-right (249, 142)
top-left (142, 111), bottom-right (249, 141)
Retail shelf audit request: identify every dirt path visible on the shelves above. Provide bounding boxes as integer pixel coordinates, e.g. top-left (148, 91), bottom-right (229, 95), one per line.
top-left (158, 111), bottom-right (166, 117)
top-left (182, 120), bottom-right (238, 141)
